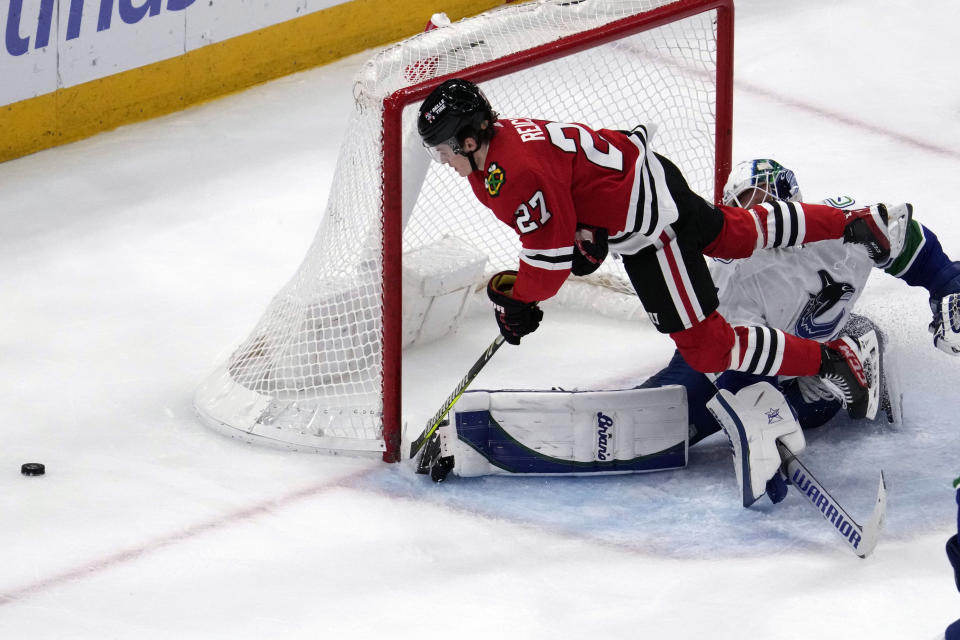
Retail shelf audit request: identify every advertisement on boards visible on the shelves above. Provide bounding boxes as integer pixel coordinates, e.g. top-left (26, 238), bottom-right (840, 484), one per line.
top-left (1, 0), bottom-right (351, 107)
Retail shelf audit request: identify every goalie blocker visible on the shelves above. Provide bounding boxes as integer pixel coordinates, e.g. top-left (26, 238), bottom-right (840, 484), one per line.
top-left (419, 385), bottom-right (688, 480)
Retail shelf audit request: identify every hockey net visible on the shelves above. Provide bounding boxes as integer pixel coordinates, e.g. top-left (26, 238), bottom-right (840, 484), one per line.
top-left (195, 0), bottom-right (733, 461)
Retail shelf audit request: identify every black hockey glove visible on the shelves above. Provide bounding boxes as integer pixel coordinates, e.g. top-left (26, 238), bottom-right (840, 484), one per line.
top-left (570, 224), bottom-right (609, 276)
top-left (487, 270), bottom-right (543, 345)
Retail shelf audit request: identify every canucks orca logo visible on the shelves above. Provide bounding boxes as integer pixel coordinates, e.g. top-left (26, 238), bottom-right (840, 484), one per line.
top-left (795, 270), bottom-right (856, 339)
top-left (486, 163), bottom-right (505, 197)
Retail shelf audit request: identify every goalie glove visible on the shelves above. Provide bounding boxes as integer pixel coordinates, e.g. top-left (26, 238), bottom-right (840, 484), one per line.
top-left (571, 224), bottom-right (609, 276)
top-left (707, 381), bottom-right (805, 508)
top-left (487, 271), bottom-right (543, 345)
top-left (930, 293), bottom-right (960, 356)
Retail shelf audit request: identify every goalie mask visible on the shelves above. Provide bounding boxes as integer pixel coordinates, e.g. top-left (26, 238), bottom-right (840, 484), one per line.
top-left (417, 78), bottom-right (497, 166)
top-left (722, 159), bottom-right (802, 208)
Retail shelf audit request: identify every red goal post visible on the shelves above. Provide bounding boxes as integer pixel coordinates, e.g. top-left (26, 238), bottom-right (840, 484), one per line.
top-left (195, 0), bottom-right (734, 463)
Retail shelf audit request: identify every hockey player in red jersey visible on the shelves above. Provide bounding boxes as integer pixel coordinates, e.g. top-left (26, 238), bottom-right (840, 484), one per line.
top-left (416, 78), bottom-right (908, 415)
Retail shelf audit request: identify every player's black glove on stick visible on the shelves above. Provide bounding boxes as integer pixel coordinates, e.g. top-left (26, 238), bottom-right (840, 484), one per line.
top-left (487, 270), bottom-right (543, 345)
top-left (571, 224), bottom-right (608, 276)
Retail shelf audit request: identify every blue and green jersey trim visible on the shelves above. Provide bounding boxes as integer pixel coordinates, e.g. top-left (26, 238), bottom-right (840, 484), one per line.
top-left (885, 219), bottom-right (926, 278)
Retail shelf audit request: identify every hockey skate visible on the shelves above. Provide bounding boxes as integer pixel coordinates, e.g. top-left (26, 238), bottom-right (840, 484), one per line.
top-left (818, 329), bottom-right (881, 420)
top-left (843, 203), bottom-right (913, 267)
top-left (839, 315), bottom-right (901, 423)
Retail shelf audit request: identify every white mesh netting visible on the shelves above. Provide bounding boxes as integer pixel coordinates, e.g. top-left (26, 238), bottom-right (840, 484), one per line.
top-left (195, 0), bottom-right (727, 457)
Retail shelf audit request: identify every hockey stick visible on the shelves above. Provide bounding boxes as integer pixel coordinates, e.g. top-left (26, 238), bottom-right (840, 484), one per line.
top-left (707, 376), bottom-right (887, 556)
top-left (408, 334), bottom-right (506, 460)
top-left (777, 442), bottom-right (887, 558)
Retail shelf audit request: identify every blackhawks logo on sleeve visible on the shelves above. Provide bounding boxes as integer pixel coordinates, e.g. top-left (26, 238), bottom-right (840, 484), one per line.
top-left (486, 163), bottom-right (505, 197)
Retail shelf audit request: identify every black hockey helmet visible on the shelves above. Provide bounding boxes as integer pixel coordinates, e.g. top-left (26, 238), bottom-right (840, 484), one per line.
top-left (417, 78), bottom-right (496, 155)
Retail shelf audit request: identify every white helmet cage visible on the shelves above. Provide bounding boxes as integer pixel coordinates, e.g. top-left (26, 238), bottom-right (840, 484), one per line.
top-left (722, 159), bottom-right (802, 207)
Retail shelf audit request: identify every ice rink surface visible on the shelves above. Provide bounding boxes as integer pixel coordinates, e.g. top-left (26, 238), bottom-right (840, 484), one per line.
top-left (1, 0), bottom-right (959, 637)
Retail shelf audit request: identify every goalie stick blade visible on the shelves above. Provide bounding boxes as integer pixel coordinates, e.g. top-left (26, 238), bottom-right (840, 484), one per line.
top-left (777, 443), bottom-right (887, 558)
top-left (408, 335), bottom-right (506, 460)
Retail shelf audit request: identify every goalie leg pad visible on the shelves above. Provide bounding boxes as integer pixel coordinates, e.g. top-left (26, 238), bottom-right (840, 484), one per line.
top-left (440, 386), bottom-right (689, 477)
top-left (707, 381), bottom-right (806, 508)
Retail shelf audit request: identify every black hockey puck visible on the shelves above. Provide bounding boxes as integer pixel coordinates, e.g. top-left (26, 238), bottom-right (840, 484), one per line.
top-left (20, 463), bottom-right (45, 476)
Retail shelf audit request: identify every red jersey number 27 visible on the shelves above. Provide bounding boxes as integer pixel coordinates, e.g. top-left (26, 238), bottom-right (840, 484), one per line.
top-left (515, 190), bottom-right (551, 234)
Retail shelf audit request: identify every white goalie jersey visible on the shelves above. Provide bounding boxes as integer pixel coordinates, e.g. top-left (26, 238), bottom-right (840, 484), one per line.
top-left (711, 196), bottom-right (874, 343)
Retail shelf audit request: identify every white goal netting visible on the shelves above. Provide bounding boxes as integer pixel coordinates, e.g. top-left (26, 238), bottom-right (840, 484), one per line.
top-left (195, 0), bottom-right (730, 459)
